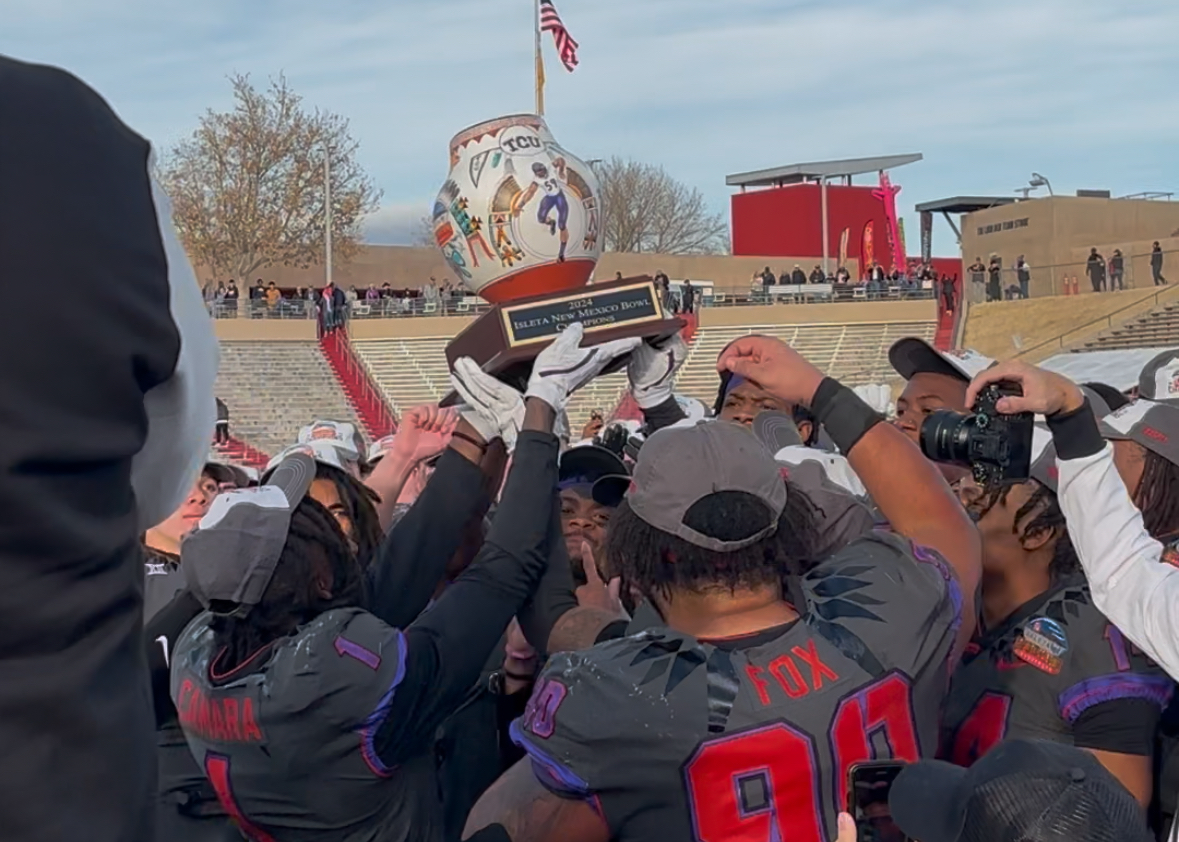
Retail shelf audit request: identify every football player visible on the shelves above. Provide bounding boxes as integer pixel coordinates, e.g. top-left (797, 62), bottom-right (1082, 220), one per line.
top-left (464, 334), bottom-right (980, 842)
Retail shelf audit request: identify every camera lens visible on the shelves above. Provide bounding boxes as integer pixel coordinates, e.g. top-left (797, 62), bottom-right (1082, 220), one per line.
top-left (919, 410), bottom-right (976, 467)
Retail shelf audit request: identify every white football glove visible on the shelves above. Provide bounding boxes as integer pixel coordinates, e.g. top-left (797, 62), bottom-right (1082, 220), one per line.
top-left (627, 333), bottom-right (688, 409)
top-left (526, 323), bottom-right (642, 412)
top-left (450, 357), bottom-right (525, 450)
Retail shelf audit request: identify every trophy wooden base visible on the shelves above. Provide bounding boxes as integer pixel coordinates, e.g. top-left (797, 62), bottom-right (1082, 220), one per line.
top-left (441, 275), bottom-right (684, 405)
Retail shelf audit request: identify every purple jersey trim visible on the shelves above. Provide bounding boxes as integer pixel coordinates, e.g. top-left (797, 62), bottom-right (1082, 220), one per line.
top-left (334, 636), bottom-right (381, 670)
top-left (508, 719), bottom-right (592, 797)
top-left (910, 541), bottom-right (964, 668)
top-left (1058, 673), bottom-right (1175, 724)
top-left (358, 630), bottom-right (408, 777)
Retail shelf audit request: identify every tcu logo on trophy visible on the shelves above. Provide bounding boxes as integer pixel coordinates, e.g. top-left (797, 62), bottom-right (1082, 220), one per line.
top-left (433, 114), bottom-right (600, 304)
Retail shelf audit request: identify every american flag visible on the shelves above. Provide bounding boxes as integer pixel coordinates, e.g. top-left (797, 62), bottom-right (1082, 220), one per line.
top-left (540, 0), bottom-right (579, 72)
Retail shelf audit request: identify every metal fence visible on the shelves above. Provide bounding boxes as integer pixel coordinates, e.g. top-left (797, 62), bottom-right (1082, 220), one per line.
top-left (962, 246), bottom-right (1177, 302)
top-left (206, 284), bottom-right (935, 321)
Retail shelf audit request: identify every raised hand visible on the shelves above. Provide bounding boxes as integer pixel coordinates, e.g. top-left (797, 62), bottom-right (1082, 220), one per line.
top-left (574, 541), bottom-right (628, 621)
top-left (527, 323), bottom-right (642, 412)
top-left (390, 404), bottom-right (458, 464)
top-left (628, 333), bottom-right (688, 409)
top-left (964, 360), bottom-right (1085, 417)
top-left (450, 357), bottom-right (526, 448)
top-left (715, 334), bottom-right (824, 408)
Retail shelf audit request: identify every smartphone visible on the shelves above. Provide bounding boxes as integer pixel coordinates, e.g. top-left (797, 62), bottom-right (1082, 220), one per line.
top-left (847, 760), bottom-right (910, 842)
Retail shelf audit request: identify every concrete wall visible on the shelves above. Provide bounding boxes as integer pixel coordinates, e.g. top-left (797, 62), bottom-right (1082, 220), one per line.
top-left (213, 319), bottom-right (317, 341)
top-left (698, 299), bottom-right (935, 327)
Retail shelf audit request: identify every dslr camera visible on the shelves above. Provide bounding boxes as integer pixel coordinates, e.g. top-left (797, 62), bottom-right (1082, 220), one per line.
top-left (919, 382), bottom-right (1034, 486)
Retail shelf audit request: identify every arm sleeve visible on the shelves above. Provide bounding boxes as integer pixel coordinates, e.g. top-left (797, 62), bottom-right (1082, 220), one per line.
top-left (133, 176), bottom-right (219, 531)
top-left (1056, 439), bottom-right (1179, 680)
top-left (516, 504), bottom-right (578, 654)
top-left (366, 447), bottom-right (489, 629)
top-left (1073, 699), bottom-right (1163, 755)
top-left (144, 589), bottom-right (203, 728)
top-left (372, 429), bottom-right (558, 766)
top-left (640, 395), bottom-right (686, 434)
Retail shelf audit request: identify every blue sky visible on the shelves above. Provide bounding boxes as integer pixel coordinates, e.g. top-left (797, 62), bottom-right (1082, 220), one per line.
top-left (5, 0), bottom-right (1177, 255)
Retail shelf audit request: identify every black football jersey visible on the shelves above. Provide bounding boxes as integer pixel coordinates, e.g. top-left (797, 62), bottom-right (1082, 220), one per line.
top-left (941, 576), bottom-right (1174, 767)
top-left (512, 531), bottom-right (961, 842)
top-left (171, 606), bottom-right (440, 842)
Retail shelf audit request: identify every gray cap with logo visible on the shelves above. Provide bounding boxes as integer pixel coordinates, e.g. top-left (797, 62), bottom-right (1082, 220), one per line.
top-left (1137, 349), bottom-right (1179, 406)
top-left (626, 420), bottom-right (786, 552)
top-left (1099, 399), bottom-right (1179, 469)
top-left (181, 452), bottom-right (316, 616)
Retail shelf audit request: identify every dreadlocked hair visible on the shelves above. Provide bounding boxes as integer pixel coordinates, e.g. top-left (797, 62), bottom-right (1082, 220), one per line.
top-left (605, 480), bottom-right (822, 605)
top-left (210, 495), bottom-right (368, 671)
top-left (315, 462), bottom-right (383, 569)
top-left (977, 480), bottom-right (1078, 582)
top-left (1134, 450), bottom-right (1179, 539)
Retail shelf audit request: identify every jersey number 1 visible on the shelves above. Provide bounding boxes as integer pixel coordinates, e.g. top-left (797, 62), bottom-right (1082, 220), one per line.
top-left (684, 672), bottom-right (919, 842)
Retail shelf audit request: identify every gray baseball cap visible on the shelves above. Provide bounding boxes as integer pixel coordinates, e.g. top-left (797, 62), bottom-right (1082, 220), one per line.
top-left (1100, 399), bottom-right (1179, 468)
top-left (182, 452), bottom-right (317, 616)
top-left (889, 337), bottom-right (995, 382)
top-left (626, 420), bottom-right (787, 552)
top-left (1030, 386), bottom-right (1114, 492)
top-left (1138, 349), bottom-right (1179, 405)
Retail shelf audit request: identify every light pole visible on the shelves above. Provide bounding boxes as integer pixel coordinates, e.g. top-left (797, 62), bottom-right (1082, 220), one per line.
top-left (1029, 172), bottom-right (1053, 196)
top-left (324, 142), bottom-right (333, 287)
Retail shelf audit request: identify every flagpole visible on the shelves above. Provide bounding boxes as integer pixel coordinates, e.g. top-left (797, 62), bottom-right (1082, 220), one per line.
top-left (534, 0), bottom-right (545, 115)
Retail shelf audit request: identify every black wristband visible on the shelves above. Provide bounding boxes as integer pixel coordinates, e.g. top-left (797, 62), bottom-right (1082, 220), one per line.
top-left (810, 377), bottom-right (883, 455)
top-left (1047, 397), bottom-right (1105, 460)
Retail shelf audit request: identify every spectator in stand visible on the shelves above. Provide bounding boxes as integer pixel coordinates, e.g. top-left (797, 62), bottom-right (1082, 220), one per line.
top-left (681, 279), bottom-right (695, 314)
top-left (1016, 254), bottom-right (1032, 299)
top-left (759, 267), bottom-right (775, 302)
top-left (346, 284), bottom-right (360, 307)
top-left (1154, 241), bottom-right (1168, 286)
top-left (836, 265), bottom-right (851, 284)
top-left (1087, 247), bottom-right (1107, 293)
top-left (870, 262), bottom-right (887, 284)
top-left (940, 275), bottom-right (956, 314)
top-left (215, 397), bottom-right (230, 446)
top-left (366, 284), bottom-right (380, 303)
top-left (987, 255), bottom-right (1003, 302)
top-left (791, 263), bottom-right (807, 285)
top-left (809, 264), bottom-right (825, 284)
top-left (265, 280), bottom-right (281, 315)
top-left (422, 276), bottom-right (439, 312)
top-left (968, 256), bottom-right (987, 304)
top-left (614, 271), bottom-right (624, 281)
top-left (321, 282), bottom-right (336, 332)
top-left (1110, 248), bottom-right (1126, 291)
top-left (333, 282), bottom-right (348, 328)
top-left (380, 281), bottom-right (394, 298)
top-left (224, 279), bottom-right (239, 314)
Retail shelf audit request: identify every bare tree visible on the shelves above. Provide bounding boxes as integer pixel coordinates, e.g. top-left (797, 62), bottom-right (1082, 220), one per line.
top-left (411, 214), bottom-right (435, 248)
top-left (594, 157), bottom-right (729, 254)
top-left (160, 73), bottom-right (381, 281)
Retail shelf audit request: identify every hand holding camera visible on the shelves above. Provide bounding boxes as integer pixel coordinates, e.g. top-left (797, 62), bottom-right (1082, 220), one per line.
top-left (965, 360), bottom-right (1086, 418)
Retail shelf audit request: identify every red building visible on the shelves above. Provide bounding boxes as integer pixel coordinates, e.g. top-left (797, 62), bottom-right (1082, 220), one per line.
top-left (728, 154), bottom-right (954, 279)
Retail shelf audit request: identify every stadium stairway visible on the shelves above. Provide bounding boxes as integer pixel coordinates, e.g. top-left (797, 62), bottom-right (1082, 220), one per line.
top-left (322, 330), bottom-right (398, 439)
top-left (216, 341), bottom-right (367, 456)
top-left (213, 435), bottom-right (270, 470)
top-left (1082, 301), bottom-right (1179, 351)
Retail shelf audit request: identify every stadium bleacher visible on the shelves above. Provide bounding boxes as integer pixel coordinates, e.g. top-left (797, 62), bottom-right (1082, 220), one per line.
top-left (217, 341), bottom-right (364, 456)
top-left (352, 320), bottom-right (936, 435)
top-left (1083, 302), bottom-right (1179, 351)
top-left (352, 336), bottom-right (629, 435)
top-left (675, 321), bottom-right (938, 403)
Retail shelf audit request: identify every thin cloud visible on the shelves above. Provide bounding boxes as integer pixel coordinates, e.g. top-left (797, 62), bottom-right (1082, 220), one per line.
top-left (4, 0), bottom-right (1176, 249)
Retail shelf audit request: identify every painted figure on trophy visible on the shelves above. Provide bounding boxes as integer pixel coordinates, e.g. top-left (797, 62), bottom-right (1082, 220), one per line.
top-left (513, 157), bottom-right (570, 263)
